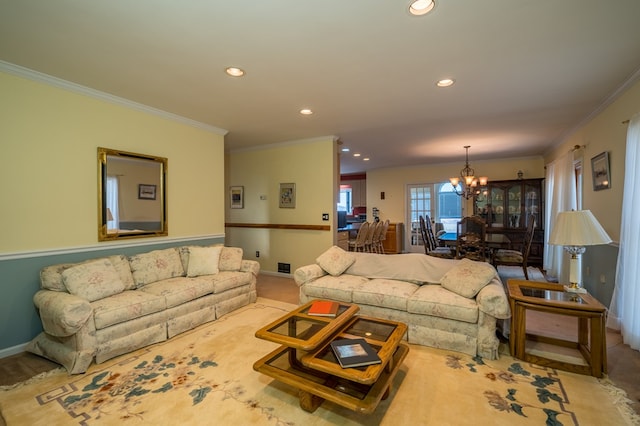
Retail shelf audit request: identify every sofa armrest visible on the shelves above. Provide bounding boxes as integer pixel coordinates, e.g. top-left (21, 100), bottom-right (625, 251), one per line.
top-left (33, 290), bottom-right (93, 337)
top-left (293, 264), bottom-right (327, 287)
top-left (475, 278), bottom-right (511, 319)
top-left (240, 259), bottom-right (260, 276)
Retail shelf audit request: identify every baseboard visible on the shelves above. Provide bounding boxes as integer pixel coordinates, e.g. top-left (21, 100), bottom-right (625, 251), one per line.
top-left (0, 342), bottom-right (28, 359)
top-left (259, 270), bottom-right (294, 278)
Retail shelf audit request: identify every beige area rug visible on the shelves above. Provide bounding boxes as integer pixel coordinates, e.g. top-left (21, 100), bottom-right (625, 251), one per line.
top-left (1, 298), bottom-right (638, 426)
top-left (497, 265), bottom-right (548, 284)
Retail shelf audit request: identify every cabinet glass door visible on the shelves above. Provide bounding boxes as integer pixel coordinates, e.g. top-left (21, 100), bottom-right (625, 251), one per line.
top-left (475, 187), bottom-right (489, 223)
top-left (507, 184), bottom-right (522, 228)
top-left (524, 183), bottom-right (540, 226)
top-left (489, 186), bottom-right (505, 228)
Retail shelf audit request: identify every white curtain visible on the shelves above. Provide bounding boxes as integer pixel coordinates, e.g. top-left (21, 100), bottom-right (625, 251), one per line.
top-left (106, 176), bottom-right (119, 230)
top-left (544, 152), bottom-right (577, 279)
top-left (608, 112), bottom-right (640, 350)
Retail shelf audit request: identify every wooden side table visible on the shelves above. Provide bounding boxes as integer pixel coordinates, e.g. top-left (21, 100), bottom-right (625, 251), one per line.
top-left (507, 279), bottom-right (607, 378)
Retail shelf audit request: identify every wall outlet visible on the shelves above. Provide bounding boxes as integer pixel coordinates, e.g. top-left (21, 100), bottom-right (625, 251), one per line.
top-left (255, 251), bottom-right (260, 258)
top-left (322, 213), bottom-right (329, 221)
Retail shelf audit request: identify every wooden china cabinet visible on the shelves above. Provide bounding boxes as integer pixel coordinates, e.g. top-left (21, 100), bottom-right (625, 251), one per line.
top-left (474, 178), bottom-right (545, 266)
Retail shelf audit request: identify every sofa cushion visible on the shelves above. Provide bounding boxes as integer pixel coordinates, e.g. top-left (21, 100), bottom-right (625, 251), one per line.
top-left (351, 278), bottom-right (419, 311)
top-left (109, 254), bottom-right (136, 290)
top-left (219, 247), bottom-right (244, 271)
top-left (440, 258), bottom-right (497, 298)
top-left (129, 248), bottom-right (185, 287)
top-left (138, 276), bottom-right (213, 308)
top-left (407, 285), bottom-right (479, 324)
top-left (186, 246), bottom-right (222, 277)
top-left (211, 271), bottom-right (253, 293)
top-left (62, 259), bottom-right (125, 302)
top-left (316, 246), bottom-right (356, 276)
top-left (303, 274), bottom-right (369, 302)
top-left (92, 290), bottom-right (166, 329)
top-left (41, 255), bottom-right (134, 292)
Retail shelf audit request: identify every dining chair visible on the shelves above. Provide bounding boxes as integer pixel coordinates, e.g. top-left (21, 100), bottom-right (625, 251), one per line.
top-left (420, 215), bottom-right (455, 258)
top-left (492, 214), bottom-right (536, 279)
top-left (455, 216), bottom-right (488, 261)
top-left (377, 219), bottom-right (390, 254)
top-left (363, 221), bottom-right (377, 252)
top-left (370, 220), bottom-right (385, 253)
top-left (348, 222), bottom-right (369, 252)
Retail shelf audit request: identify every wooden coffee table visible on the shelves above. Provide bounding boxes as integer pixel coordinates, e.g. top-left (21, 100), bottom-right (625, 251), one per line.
top-left (253, 300), bottom-right (409, 414)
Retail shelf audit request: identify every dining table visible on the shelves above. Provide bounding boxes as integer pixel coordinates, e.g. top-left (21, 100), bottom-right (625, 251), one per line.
top-left (437, 232), bottom-right (511, 249)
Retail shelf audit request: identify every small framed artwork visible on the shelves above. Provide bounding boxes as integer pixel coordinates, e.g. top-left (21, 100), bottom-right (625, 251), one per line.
top-left (230, 186), bottom-right (244, 209)
top-left (591, 152), bottom-right (611, 191)
top-left (279, 183), bottom-right (296, 208)
top-left (138, 184), bottom-right (157, 200)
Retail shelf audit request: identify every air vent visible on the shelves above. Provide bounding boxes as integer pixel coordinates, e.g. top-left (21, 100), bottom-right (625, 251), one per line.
top-left (278, 262), bottom-right (291, 274)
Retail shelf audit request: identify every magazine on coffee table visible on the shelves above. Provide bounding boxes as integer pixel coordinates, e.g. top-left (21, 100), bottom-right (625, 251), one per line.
top-left (330, 338), bottom-right (381, 368)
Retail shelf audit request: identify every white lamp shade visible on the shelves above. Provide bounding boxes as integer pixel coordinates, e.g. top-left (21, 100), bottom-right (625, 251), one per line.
top-left (548, 210), bottom-right (612, 246)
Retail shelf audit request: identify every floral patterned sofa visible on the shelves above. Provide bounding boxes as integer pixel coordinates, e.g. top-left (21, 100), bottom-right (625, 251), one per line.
top-left (294, 246), bottom-right (510, 360)
top-left (27, 245), bottom-right (259, 374)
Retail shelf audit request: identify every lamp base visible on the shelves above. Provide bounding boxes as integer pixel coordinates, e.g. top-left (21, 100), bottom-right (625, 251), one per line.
top-left (564, 285), bottom-right (587, 294)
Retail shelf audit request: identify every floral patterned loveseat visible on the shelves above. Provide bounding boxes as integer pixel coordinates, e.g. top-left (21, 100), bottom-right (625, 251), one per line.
top-left (27, 245), bottom-right (259, 374)
top-left (294, 246), bottom-right (510, 360)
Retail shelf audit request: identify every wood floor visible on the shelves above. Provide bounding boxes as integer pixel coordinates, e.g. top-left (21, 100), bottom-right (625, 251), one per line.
top-left (2, 272), bottom-right (638, 418)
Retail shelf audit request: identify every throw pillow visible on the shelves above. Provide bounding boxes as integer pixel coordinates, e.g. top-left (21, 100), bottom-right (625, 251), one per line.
top-left (316, 246), bottom-right (356, 276)
top-left (219, 246), bottom-right (243, 271)
top-left (129, 248), bottom-right (185, 287)
top-left (187, 246), bottom-right (223, 277)
top-left (62, 259), bottom-right (125, 302)
top-left (440, 258), bottom-right (497, 298)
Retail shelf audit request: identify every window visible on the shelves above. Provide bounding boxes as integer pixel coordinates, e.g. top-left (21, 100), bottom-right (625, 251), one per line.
top-left (106, 176), bottom-right (119, 230)
top-left (437, 182), bottom-right (463, 233)
top-left (406, 182), bottom-right (462, 251)
top-left (337, 185), bottom-right (352, 213)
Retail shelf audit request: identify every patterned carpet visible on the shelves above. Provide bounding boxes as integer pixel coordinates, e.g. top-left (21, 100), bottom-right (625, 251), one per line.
top-left (1, 298), bottom-right (638, 425)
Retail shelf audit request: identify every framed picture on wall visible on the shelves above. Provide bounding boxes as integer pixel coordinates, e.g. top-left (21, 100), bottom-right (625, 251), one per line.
top-left (138, 184), bottom-right (157, 200)
top-left (591, 152), bottom-right (611, 191)
top-left (279, 183), bottom-right (296, 208)
top-left (230, 186), bottom-right (244, 209)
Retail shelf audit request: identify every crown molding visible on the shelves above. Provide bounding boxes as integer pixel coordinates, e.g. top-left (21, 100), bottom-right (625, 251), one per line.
top-left (0, 60), bottom-right (228, 136)
top-left (229, 135), bottom-right (338, 153)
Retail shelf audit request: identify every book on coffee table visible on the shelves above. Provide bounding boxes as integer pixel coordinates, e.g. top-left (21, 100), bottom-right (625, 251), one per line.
top-left (330, 338), bottom-right (381, 368)
top-left (308, 300), bottom-right (339, 317)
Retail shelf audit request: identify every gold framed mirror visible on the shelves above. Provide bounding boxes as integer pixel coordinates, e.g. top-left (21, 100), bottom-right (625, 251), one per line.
top-left (98, 147), bottom-right (168, 241)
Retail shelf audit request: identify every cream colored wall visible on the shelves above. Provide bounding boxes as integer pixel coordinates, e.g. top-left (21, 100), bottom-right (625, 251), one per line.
top-left (544, 79), bottom-right (640, 243)
top-left (0, 71), bottom-right (225, 253)
top-left (226, 138), bottom-right (337, 274)
top-left (366, 156), bottom-right (545, 223)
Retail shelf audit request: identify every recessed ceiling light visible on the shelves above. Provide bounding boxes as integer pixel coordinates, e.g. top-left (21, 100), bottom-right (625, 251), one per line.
top-left (341, 148), bottom-right (350, 152)
top-left (409, 0), bottom-right (435, 16)
top-left (353, 153), bottom-right (361, 157)
top-left (225, 67), bottom-right (245, 77)
top-left (363, 157), bottom-right (370, 161)
top-left (436, 78), bottom-right (455, 87)
top-left (300, 108), bottom-right (313, 115)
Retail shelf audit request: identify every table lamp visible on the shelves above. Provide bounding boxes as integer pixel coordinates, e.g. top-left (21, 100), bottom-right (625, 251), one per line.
top-left (548, 210), bottom-right (612, 293)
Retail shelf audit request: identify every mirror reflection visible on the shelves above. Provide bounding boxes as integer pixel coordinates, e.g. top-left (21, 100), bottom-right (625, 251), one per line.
top-left (98, 147), bottom-right (167, 241)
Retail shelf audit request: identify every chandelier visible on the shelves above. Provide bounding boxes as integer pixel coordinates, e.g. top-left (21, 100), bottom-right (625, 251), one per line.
top-left (449, 146), bottom-right (488, 199)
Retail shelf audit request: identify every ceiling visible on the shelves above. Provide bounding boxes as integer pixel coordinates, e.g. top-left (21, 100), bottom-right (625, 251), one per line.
top-left (2, 1), bottom-right (640, 174)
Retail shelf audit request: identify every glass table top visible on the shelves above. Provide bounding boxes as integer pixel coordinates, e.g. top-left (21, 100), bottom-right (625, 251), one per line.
top-left (520, 287), bottom-right (585, 304)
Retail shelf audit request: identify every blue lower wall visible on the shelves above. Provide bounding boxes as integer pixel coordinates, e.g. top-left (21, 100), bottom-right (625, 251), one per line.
top-left (0, 236), bottom-right (224, 354)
